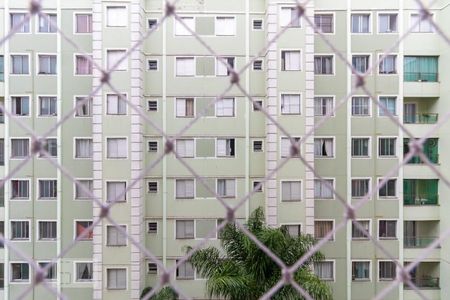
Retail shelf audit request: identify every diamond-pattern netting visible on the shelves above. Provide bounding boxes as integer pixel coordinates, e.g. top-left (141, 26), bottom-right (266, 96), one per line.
top-left (0, 0), bottom-right (449, 299)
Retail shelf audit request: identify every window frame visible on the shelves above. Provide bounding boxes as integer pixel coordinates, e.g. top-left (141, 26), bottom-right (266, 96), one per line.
top-left (280, 180), bottom-right (303, 202)
top-left (105, 224), bottom-right (128, 247)
top-left (74, 54), bottom-right (93, 76)
top-left (10, 137), bottom-right (30, 159)
top-left (10, 262), bottom-right (30, 283)
top-left (378, 260), bottom-right (397, 281)
top-left (377, 177), bottom-right (398, 200)
top-left (216, 138), bottom-right (236, 158)
top-left (252, 180), bottom-right (264, 193)
top-left (378, 54), bottom-right (398, 75)
top-left (410, 13), bottom-right (435, 33)
top-left (175, 97), bottom-right (195, 118)
top-left (252, 140), bottom-right (264, 152)
top-left (106, 268), bottom-right (127, 290)
top-left (352, 260), bottom-right (371, 281)
top-left (74, 220), bottom-right (94, 241)
top-left (73, 137), bottom-right (93, 159)
top-left (351, 219), bottom-right (372, 240)
top-left (313, 136), bottom-right (335, 158)
top-left (378, 219), bottom-right (398, 240)
top-left (73, 261), bottom-right (93, 283)
top-left (74, 178), bottom-right (94, 201)
top-left (252, 59), bottom-right (264, 71)
top-left (10, 95), bottom-right (31, 117)
top-left (378, 95), bottom-right (398, 116)
top-left (105, 181), bottom-right (127, 203)
top-left (279, 6), bottom-right (302, 28)
top-left (313, 260), bottom-right (336, 282)
top-left (74, 96), bottom-right (93, 118)
top-left (314, 13), bottom-right (335, 34)
top-left (314, 95), bottom-right (335, 117)
top-left (10, 178), bottom-right (31, 201)
top-left (10, 220), bottom-right (31, 241)
top-left (351, 177), bottom-right (372, 199)
top-left (314, 219), bottom-right (335, 241)
top-left (147, 221), bottom-right (158, 234)
top-left (105, 6), bottom-right (128, 28)
top-left (36, 53), bottom-right (57, 76)
top-left (377, 12), bottom-right (398, 34)
top-left (10, 12), bottom-right (30, 34)
top-left (175, 56), bottom-right (196, 77)
top-left (106, 48), bottom-right (128, 71)
top-left (36, 179), bottom-right (58, 200)
top-left (105, 137), bottom-right (128, 159)
top-left (147, 181), bottom-right (158, 193)
top-left (37, 261), bottom-right (57, 281)
top-left (148, 140), bottom-right (159, 152)
top-left (73, 12), bottom-right (93, 34)
top-left (351, 53), bottom-right (372, 75)
top-left (252, 18), bottom-right (264, 31)
top-left (216, 178), bottom-right (237, 198)
top-left (280, 136), bottom-right (301, 158)
top-left (215, 98), bottom-right (235, 117)
top-left (280, 93), bottom-right (301, 115)
top-left (377, 137), bottom-right (397, 158)
top-left (351, 137), bottom-right (371, 158)
top-left (314, 54), bottom-right (335, 75)
top-left (105, 93), bottom-right (128, 116)
top-left (350, 13), bottom-right (372, 34)
top-left (147, 59), bottom-right (159, 71)
top-left (314, 178), bottom-right (335, 200)
top-left (175, 178), bottom-right (195, 199)
top-left (174, 16), bottom-right (195, 36)
top-left (147, 18), bottom-right (158, 30)
top-left (36, 220), bottom-right (57, 241)
top-left (280, 49), bottom-right (302, 71)
top-left (351, 96), bottom-right (371, 117)
top-left (147, 99), bottom-right (158, 112)
top-left (36, 12), bottom-right (57, 34)
top-left (10, 53), bottom-right (30, 76)
top-left (214, 16), bottom-right (236, 36)
top-left (37, 95), bottom-right (57, 117)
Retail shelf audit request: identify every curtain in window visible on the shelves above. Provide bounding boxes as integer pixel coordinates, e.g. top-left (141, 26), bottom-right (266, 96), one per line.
top-left (216, 98), bottom-right (234, 116)
top-left (77, 263), bottom-right (92, 280)
top-left (216, 17), bottom-right (234, 35)
top-left (379, 56), bottom-right (396, 74)
top-left (284, 51), bottom-right (300, 70)
top-left (404, 56), bottom-right (438, 81)
top-left (76, 56), bottom-right (92, 75)
top-left (107, 50), bottom-right (126, 70)
top-left (176, 58), bottom-right (195, 76)
top-left (314, 262), bottom-right (333, 279)
top-left (76, 14), bottom-right (92, 33)
top-left (353, 262), bottom-right (369, 279)
top-left (107, 182), bottom-right (126, 202)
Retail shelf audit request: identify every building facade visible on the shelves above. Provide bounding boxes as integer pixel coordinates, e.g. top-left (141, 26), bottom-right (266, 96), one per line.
top-left (0, 0), bottom-right (448, 299)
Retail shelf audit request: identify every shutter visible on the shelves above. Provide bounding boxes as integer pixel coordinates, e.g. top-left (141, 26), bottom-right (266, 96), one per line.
top-left (226, 179), bottom-right (235, 197)
top-left (217, 139), bottom-right (226, 156)
top-left (176, 99), bottom-right (186, 117)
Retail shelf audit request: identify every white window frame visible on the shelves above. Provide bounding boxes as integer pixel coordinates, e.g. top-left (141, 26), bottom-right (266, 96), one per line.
top-left (10, 95), bottom-right (31, 117)
top-left (105, 6), bottom-right (128, 27)
top-left (351, 53), bottom-right (372, 75)
top-left (10, 262), bottom-right (30, 283)
top-left (351, 219), bottom-right (372, 240)
top-left (147, 99), bottom-right (158, 112)
top-left (73, 219), bottom-right (94, 241)
top-left (377, 12), bottom-right (398, 34)
top-left (378, 260), bottom-right (397, 281)
top-left (314, 178), bottom-right (335, 200)
top-left (74, 54), bottom-right (93, 76)
top-left (378, 54), bottom-right (398, 75)
top-left (350, 13), bottom-right (372, 34)
top-left (10, 12), bottom-right (30, 34)
top-left (377, 95), bottom-right (398, 116)
top-left (174, 16), bottom-right (195, 36)
top-left (280, 93), bottom-right (301, 115)
top-left (215, 98), bottom-right (235, 117)
top-left (148, 140), bottom-right (159, 152)
top-left (73, 178), bottom-right (94, 201)
top-left (314, 12), bottom-right (335, 34)
top-left (352, 260), bottom-right (372, 281)
top-left (377, 177), bottom-right (398, 200)
top-left (280, 49), bottom-right (302, 71)
top-left (175, 57), bottom-right (196, 77)
top-left (37, 261), bottom-right (57, 281)
top-left (147, 181), bottom-right (158, 193)
top-left (74, 96), bottom-right (93, 118)
top-left (314, 95), bottom-right (335, 117)
top-left (313, 54), bottom-right (335, 75)
top-left (314, 219), bottom-right (335, 241)
top-left (252, 180), bottom-right (264, 193)
top-left (147, 18), bottom-right (158, 31)
top-left (214, 16), bottom-right (236, 36)
top-left (10, 220), bottom-right (31, 241)
top-left (147, 58), bottom-right (159, 71)
top-left (175, 97), bottom-right (195, 118)
top-left (73, 137), bottom-right (93, 159)
top-left (280, 180), bottom-right (302, 202)
top-left (313, 137), bottom-right (335, 158)
top-left (105, 267), bottom-right (128, 290)
top-left (351, 96), bottom-right (371, 117)
top-left (10, 178), bottom-right (31, 201)
top-left (36, 95), bottom-right (57, 117)
top-left (10, 137), bottom-right (30, 159)
top-left (36, 12), bottom-right (57, 34)
top-left (252, 59), bottom-right (264, 71)
top-left (351, 177), bottom-right (372, 199)
top-left (105, 137), bottom-right (128, 159)
top-left (216, 138), bottom-right (235, 158)
top-left (175, 178), bottom-right (195, 199)
top-left (106, 49), bottom-right (128, 71)
top-left (105, 181), bottom-right (127, 203)
top-left (73, 12), bottom-right (92, 34)
top-left (279, 6), bottom-right (301, 27)
top-left (252, 18), bottom-right (264, 31)
top-left (377, 137), bottom-right (397, 158)
top-left (106, 93), bottom-right (128, 116)
top-left (377, 219), bottom-right (398, 240)
top-left (10, 53), bottom-right (30, 76)
top-left (147, 221), bottom-right (158, 234)
top-left (105, 224), bottom-right (128, 247)
top-left (280, 136), bottom-right (301, 158)
top-left (410, 13), bottom-right (435, 33)
top-left (36, 178), bottom-right (58, 200)
top-left (36, 220), bottom-right (57, 241)
top-left (73, 261), bottom-right (93, 283)
top-left (216, 178), bottom-right (237, 198)
top-left (313, 260), bottom-right (336, 282)
top-left (36, 53), bottom-right (57, 76)
top-left (175, 139), bottom-right (195, 158)
top-left (252, 140), bottom-right (264, 152)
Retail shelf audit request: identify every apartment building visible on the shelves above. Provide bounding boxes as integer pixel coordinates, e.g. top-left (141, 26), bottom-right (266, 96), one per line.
top-left (0, 0), bottom-right (448, 299)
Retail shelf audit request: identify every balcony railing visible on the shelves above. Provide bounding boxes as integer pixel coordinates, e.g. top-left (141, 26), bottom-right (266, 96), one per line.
top-left (404, 113), bottom-right (438, 124)
top-left (407, 154), bottom-right (439, 164)
top-left (404, 72), bottom-right (438, 82)
top-left (405, 277), bottom-right (440, 289)
top-left (404, 236), bottom-right (438, 248)
top-left (404, 193), bottom-right (438, 205)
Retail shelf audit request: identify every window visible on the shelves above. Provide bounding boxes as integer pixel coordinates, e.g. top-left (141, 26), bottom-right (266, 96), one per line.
top-left (38, 55), bottom-right (57, 75)
top-left (0, 56), bottom-right (3, 82)
top-left (148, 263), bottom-right (158, 274)
top-left (351, 14), bottom-right (370, 33)
top-left (38, 180), bottom-right (57, 199)
top-left (314, 14), bottom-right (333, 33)
top-left (281, 51), bottom-right (301, 71)
top-left (11, 139), bottom-right (29, 158)
top-left (253, 100), bottom-right (263, 111)
top-left (148, 222), bottom-right (158, 233)
top-left (314, 179), bottom-right (334, 199)
top-left (175, 17), bottom-right (195, 36)
top-left (176, 179), bottom-right (195, 199)
top-left (379, 55), bottom-right (397, 74)
top-left (38, 262), bottom-right (56, 280)
top-left (11, 13), bottom-right (30, 32)
top-left (253, 181), bottom-right (263, 192)
top-left (216, 98), bottom-right (235, 117)
top-left (281, 137), bottom-right (301, 158)
top-left (148, 60), bottom-right (158, 70)
top-left (282, 225), bottom-right (301, 237)
top-left (75, 180), bottom-right (93, 199)
top-left (379, 261), bottom-right (396, 280)
top-left (314, 261), bottom-right (334, 280)
top-left (75, 55), bottom-right (93, 75)
top-left (107, 50), bottom-right (127, 71)
top-left (314, 55), bottom-right (333, 74)
top-left (0, 263), bottom-right (3, 287)
top-left (41, 138), bottom-right (57, 157)
top-left (253, 60), bottom-right (263, 70)
top-left (280, 7), bottom-right (300, 27)
top-left (11, 221), bottom-right (29, 240)
top-left (148, 181), bottom-right (158, 193)
top-left (75, 97), bottom-right (92, 117)
top-left (176, 220), bottom-right (194, 239)
top-left (75, 138), bottom-right (93, 158)
top-left (379, 14), bottom-right (397, 33)
top-left (315, 221), bottom-right (334, 240)
top-left (38, 221), bottom-right (57, 240)
top-left (253, 140), bottom-right (263, 152)
top-left (107, 269), bottom-right (126, 290)
top-left (176, 98), bottom-right (194, 117)
top-left (216, 57), bottom-right (235, 76)
top-left (352, 220), bottom-right (370, 239)
top-left (352, 179), bottom-right (370, 197)
top-left (106, 6), bottom-right (127, 27)
top-left (379, 96), bottom-right (396, 116)
top-left (352, 261), bottom-right (370, 280)
top-left (107, 138), bottom-right (127, 158)
top-left (217, 139), bottom-right (235, 157)
top-left (379, 220), bottom-right (397, 239)
top-left (148, 19), bottom-right (157, 30)
top-left (106, 182), bottom-right (126, 203)
top-left (11, 55), bottom-right (29, 74)
top-left (38, 96), bottom-right (57, 116)
top-left (107, 225), bottom-right (127, 246)
top-left (351, 97), bottom-right (370, 116)
top-left (253, 19), bottom-right (263, 30)
top-left (379, 179), bottom-right (397, 198)
top-left (11, 263), bottom-right (29, 282)
top-left (352, 55), bottom-right (370, 73)
top-left (314, 138), bottom-right (334, 158)
top-left (75, 262), bottom-right (93, 281)
top-left (106, 94), bottom-right (127, 115)
top-left (11, 96), bottom-right (30, 116)
top-left (75, 14), bottom-right (92, 33)
top-left (176, 57), bottom-right (195, 76)
top-left (217, 179), bottom-right (236, 198)
top-left (215, 17), bottom-right (235, 35)
top-left (379, 138), bottom-right (396, 157)
top-left (147, 100), bottom-right (158, 111)
top-left (75, 221), bottom-right (93, 240)
top-left (176, 139), bottom-right (194, 157)
top-left (281, 181), bottom-right (301, 201)
top-left (411, 13), bottom-right (433, 33)
top-left (38, 14), bottom-right (57, 33)
top-left (314, 97), bottom-right (334, 116)
top-left (148, 141), bottom-right (158, 152)
top-left (404, 56), bottom-right (438, 82)
top-left (176, 260), bottom-right (194, 279)
top-left (281, 94), bottom-right (301, 114)
top-left (11, 180), bottom-right (29, 199)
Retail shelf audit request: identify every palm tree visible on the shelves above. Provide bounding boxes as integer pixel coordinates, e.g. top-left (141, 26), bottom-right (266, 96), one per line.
top-left (187, 207), bottom-right (332, 300)
top-left (140, 286), bottom-right (177, 300)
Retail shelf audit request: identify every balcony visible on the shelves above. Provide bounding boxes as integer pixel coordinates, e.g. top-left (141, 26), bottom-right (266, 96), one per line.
top-left (403, 179), bottom-right (438, 206)
top-left (404, 72), bottom-right (438, 82)
top-left (404, 113), bottom-right (438, 124)
top-left (404, 221), bottom-right (439, 249)
top-left (404, 138), bottom-right (438, 164)
top-left (404, 262), bottom-right (440, 290)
